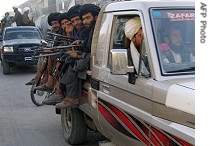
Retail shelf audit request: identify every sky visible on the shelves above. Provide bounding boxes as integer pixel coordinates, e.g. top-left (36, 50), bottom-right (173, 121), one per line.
top-left (0, 0), bottom-right (28, 18)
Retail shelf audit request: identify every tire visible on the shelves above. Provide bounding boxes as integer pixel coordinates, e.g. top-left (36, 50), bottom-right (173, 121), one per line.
top-left (61, 108), bottom-right (87, 145)
top-left (30, 84), bottom-right (48, 106)
top-left (2, 59), bottom-right (10, 75)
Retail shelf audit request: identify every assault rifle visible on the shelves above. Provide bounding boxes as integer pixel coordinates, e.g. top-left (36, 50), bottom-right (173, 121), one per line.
top-left (32, 44), bottom-right (82, 59)
top-left (45, 32), bottom-right (74, 44)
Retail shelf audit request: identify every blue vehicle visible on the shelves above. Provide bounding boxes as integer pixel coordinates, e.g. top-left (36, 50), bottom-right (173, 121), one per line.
top-left (0, 26), bottom-right (45, 74)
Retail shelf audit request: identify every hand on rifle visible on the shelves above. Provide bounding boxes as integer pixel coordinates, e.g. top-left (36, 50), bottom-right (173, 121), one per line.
top-left (71, 40), bottom-right (83, 45)
top-left (69, 48), bottom-right (78, 59)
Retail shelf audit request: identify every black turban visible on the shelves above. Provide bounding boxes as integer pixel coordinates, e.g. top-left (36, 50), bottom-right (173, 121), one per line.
top-left (67, 4), bottom-right (81, 20)
top-left (79, 4), bottom-right (101, 20)
top-left (58, 12), bottom-right (69, 24)
top-left (48, 12), bottom-right (60, 26)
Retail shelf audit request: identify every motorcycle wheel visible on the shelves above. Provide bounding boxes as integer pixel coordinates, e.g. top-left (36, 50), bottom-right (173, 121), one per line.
top-left (30, 84), bottom-right (48, 106)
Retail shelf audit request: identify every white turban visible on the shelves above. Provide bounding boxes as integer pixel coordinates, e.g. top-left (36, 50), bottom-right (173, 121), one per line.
top-left (124, 17), bottom-right (141, 40)
top-left (12, 5), bottom-right (18, 9)
top-left (23, 7), bottom-right (30, 13)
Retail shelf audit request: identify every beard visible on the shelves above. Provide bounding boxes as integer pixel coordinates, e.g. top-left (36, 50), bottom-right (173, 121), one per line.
top-left (169, 43), bottom-right (184, 54)
top-left (84, 20), bottom-right (96, 30)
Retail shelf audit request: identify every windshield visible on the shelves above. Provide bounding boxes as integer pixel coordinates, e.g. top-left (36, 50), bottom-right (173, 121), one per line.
top-left (151, 9), bottom-right (195, 75)
top-left (4, 28), bottom-right (42, 40)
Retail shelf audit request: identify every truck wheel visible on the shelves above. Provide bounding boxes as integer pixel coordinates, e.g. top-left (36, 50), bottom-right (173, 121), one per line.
top-left (61, 108), bottom-right (87, 145)
top-left (2, 60), bottom-right (10, 75)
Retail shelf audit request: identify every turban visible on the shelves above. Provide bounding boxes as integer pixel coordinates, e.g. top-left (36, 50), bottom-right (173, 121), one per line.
top-left (124, 17), bottom-right (142, 40)
top-left (58, 12), bottom-right (69, 24)
top-left (12, 5), bottom-right (18, 9)
top-left (67, 5), bottom-right (81, 20)
top-left (79, 4), bottom-right (100, 20)
top-left (23, 7), bottom-right (30, 13)
top-left (48, 12), bottom-right (60, 26)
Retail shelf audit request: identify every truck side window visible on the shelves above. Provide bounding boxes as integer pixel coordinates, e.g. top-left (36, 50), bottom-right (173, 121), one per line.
top-left (112, 18), bottom-right (127, 48)
top-left (108, 16), bottom-right (128, 68)
top-left (109, 15), bottom-right (150, 77)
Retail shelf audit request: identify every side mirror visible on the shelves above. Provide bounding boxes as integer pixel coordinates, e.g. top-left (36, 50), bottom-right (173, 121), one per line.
top-left (110, 49), bottom-right (134, 74)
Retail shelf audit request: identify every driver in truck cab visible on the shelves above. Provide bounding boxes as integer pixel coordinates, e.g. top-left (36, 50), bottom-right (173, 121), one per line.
top-left (159, 25), bottom-right (195, 64)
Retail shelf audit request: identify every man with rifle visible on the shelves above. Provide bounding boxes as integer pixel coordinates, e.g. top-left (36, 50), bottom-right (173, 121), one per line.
top-left (55, 4), bottom-right (101, 109)
top-left (42, 4), bottom-right (90, 105)
top-left (25, 12), bottom-right (61, 86)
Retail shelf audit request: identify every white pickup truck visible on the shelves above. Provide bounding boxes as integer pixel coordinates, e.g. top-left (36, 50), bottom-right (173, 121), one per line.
top-left (56, 0), bottom-right (195, 146)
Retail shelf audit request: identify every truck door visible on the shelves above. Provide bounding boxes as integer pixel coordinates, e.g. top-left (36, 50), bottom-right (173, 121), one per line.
top-left (93, 11), bottom-right (155, 146)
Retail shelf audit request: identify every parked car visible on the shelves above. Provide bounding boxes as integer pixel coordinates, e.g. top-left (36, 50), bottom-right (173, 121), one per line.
top-left (0, 26), bottom-right (45, 75)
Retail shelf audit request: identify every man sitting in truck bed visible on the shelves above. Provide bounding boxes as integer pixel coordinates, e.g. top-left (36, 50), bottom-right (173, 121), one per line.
top-left (55, 4), bottom-right (101, 109)
top-left (42, 5), bottom-right (90, 105)
top-left (25, 12), bottom-right (61, 86)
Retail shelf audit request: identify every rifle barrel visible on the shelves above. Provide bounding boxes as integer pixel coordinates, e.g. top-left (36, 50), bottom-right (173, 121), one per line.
top-left (32, 48), bottom-right (82, 59)
top-left (51, 44), bottom-right (81, 50)
top-left (33, 44), bottom-right (81, 52)
top-left (47, 32), bottom-right (74, 41)
top-left (32, 52), bottom-right (60, 58)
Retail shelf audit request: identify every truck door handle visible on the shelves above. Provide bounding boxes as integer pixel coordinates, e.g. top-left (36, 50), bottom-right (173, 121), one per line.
top-left (102, 84), bottom-right (110, 94)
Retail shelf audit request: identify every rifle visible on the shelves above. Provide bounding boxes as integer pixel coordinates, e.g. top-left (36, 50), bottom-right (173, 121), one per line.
top-left (32, 52), bottom-right (61, 59)
top-left (33, 44), bottom-right (81, 53)
top-left (32, 44), bottom-right (82, 59)
top-left (46, 32), bottom-right (74, 42)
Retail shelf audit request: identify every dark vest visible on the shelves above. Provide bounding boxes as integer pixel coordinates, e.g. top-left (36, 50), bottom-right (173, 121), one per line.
top-left (162, 45), bottom-right (191, 63)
